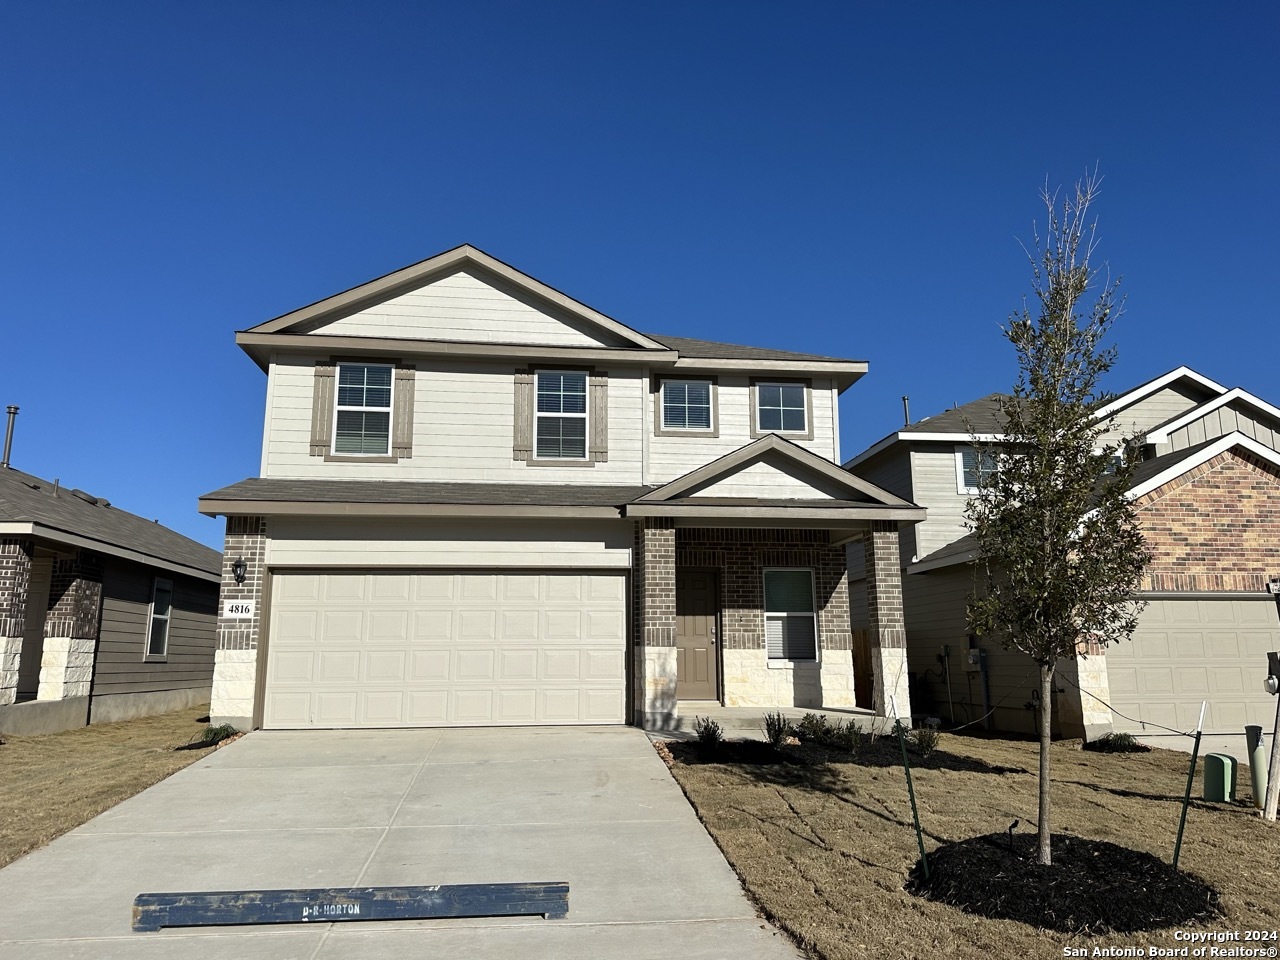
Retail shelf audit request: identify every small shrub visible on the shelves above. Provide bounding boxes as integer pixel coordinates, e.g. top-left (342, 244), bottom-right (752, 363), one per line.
top-left (762, 711), bottom-right (790, 747)
top-left (828, 719), bottom-right (865, 754)
top-left (796, 712), bottom-right (833, 743)
top-left (911, 726), bottom-right (940, 758)
top-left (1084, 731), bottom-right (1151, 754)
top-left (693, 716), bottom-right (724, 757)
top-left (200, 723), bottom-right (239, 745)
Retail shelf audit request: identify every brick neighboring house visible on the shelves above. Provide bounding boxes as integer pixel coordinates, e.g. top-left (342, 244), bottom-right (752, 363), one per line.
top-left (0, 465), bottom-right (222, 735)
top-left (845, 367), bottom-right (1280, 739)
top-left (196, 244), bottom-right (924, 731)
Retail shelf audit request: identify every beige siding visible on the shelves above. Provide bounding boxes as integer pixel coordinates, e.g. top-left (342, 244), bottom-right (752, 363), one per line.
top-left (1168, 402), bottom-right (1280, 453)
top-left (264, 355), bottom-right (645, 483)
top-left (266, 518), bottom-right (633, 569)
top-left (903, 565), bottom-right (1043, 734)
top-left (311, 269), bottom-right (622, 347)
top-left (910, 445), bottom-right (972, 560)
top-left (1096, 382), bottom-right (1218, 446)
top-left (686, 457), bottom-right (843, 499)
top-left (647, 378), bottom-right (839, 483)
top-left (850, 447), bottom-right (915, 561)
top-left (92, 559), bottom-right (218, 696)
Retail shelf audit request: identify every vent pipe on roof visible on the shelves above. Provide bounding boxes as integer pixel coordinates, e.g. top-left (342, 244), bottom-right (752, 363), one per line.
top-left (1, 405), bottom-right (16, 469)
top-left (901, 396), bottom-right (910, 427)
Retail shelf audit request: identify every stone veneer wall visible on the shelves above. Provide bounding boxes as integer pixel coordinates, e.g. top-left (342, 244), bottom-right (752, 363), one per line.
top-left (38, 551), bottom-right (104, 701)
top-left (0, 538), bottom-right (34, 706)
top-left (675, 528), bottom-right (854, 709)
top-left (210, 516), bottom-right (268, 728)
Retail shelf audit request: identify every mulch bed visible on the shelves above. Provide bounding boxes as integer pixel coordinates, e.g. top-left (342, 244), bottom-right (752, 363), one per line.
top-left (907, 831), bottom-right (1221, 934)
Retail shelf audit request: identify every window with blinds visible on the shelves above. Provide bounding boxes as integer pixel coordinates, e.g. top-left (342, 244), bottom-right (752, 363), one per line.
top-left (661, 379), bottom-right (713, 430)
top-left (764, 569), bottom-right (817, 661)
top-left (535, 370), bottom-right (588, 459)
top-left (956, 445), bottom-right (998, 493)
top-left (334, 363), bottom-right (393, 455)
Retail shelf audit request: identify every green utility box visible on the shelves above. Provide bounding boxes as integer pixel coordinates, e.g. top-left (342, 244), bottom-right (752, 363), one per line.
top-left (1203, 753), bottom-right (1237, 802)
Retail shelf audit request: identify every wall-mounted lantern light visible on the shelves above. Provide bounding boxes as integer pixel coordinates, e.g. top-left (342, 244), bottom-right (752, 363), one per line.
top-left (232, 557), bottom-right (247, 584)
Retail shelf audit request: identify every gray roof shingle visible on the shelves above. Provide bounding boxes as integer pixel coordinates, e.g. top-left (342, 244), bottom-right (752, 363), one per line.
top-left (901, 394), bottom-right (1015, 435)
top-left (0, 467), bottom-right (221, 575)
top-left (643, 333), bottom-right (863, 364)
top-left (200, 478), bottom-right (656, 507)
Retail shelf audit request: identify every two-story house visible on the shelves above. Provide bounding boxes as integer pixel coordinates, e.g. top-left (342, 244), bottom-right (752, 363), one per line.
top-left (845, 366), bottom-right (1280, 740)
top-left (198, 245), bottom-right (924, 732)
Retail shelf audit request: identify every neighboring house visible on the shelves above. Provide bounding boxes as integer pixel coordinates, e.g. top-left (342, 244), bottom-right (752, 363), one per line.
top-left (197, 244), bottom-right (924, 732)
top-left (0, 464), bottom-right (222, 736)
top-left (845, 366), bottom-right (1280, 739)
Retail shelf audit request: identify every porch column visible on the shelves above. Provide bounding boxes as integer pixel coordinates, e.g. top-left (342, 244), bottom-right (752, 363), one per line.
top-left (0, 538), bottom-right (35, 706)
top-left (634, 517), bottom-right (677, 729)
top-left (865, 520), bottom-right (910, 721)
top-left (210, 516), bottom-right (267, 730)
top-left (38, 551), bottom-right (104, 701)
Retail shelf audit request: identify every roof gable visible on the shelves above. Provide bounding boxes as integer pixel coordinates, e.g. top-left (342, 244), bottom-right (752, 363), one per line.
top-left (1145, 388), bottom-right (1280, 444)
top-left (246, 244), bottom-right (667, 351)
top-left (640, 435), bottom-right (914, 507)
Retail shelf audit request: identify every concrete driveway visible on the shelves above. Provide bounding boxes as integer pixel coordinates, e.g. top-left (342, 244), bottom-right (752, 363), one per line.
top-left (0, 726), bottom-right (798, 959)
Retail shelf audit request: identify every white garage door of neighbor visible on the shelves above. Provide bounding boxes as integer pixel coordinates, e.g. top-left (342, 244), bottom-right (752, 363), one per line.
top-left (1106, 597), bottom-right (1280, 735)
top-left (264, 571), bottom-right (627, 729)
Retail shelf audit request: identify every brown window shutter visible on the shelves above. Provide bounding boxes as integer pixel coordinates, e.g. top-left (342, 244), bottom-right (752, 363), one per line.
top-left (589, 372), bottom-right (608, 462)
top-left (513, 368), bottom-right (533, 460)
top-left (392, 365), bottom-right (415, 459)
top-left (310, 362), bottom-right (336, 456)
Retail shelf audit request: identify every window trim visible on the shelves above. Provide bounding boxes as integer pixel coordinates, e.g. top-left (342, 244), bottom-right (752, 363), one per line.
top-left (532, 368), bottom-right (591, 463)
top-left (144, 577), bottom-right (173, 662)
top-left (654, 376), bottom-right (719, 437)
top-left (762, 567), bottom-right (820, 666)
top-left (330, 360), bottom-right (395, 460)
top-left (954, 444), bottom-right (998, 494)
top-left (750, 378), bottom-right (814, 441)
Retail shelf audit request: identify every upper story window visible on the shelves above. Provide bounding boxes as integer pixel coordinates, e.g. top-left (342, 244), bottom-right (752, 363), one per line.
top-left (535, 370), bottom-right (588, 460)
top-left (660, 379), bottom-right (715, 432)
top-left (334, 363), bottom-right (393, 456)
top-left (752, 380), bottom-right (812, 440)
top-left (955, 444), bottom-right (998, 494)
top-left (146, 578), bottom-right (172, 661)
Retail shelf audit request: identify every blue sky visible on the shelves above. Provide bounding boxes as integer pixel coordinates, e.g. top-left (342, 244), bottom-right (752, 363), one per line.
top-left (2, 3), bottom-right (1275, 550)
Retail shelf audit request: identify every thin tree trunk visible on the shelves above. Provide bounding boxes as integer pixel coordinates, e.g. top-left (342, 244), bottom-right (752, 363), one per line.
top-left (1037, 661), bottom-right (1055, 865)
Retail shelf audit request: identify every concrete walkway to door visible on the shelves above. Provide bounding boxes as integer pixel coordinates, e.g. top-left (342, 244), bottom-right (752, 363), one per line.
top-left (0, 726), bottom-right (800, 959)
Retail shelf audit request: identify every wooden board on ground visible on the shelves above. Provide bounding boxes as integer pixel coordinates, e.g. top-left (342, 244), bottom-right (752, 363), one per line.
top-left (132, 882), bottom-right (570, 931)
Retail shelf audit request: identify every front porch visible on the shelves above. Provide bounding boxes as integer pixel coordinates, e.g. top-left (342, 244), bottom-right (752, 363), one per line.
top-left (632, 519), bottom-right (913, 731)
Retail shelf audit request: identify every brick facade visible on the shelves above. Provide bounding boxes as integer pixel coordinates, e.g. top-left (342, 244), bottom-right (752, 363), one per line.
top-left (0, 537), bottom-right (34, 640)
top-left (217, 516), bottom-right (268, 651)
top-left (44, 551), bottom-right (104, 640)
top-left (863, 520), bottom-right (905, 648)
top-left (0, 538), bottom-right (34, 705)
top-left (1134, 449), bottom-right (1280, 592)
top-left (675, 527), bottom-right (851, 653)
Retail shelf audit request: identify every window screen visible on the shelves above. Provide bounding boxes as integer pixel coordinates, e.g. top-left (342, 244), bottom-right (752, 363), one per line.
top-left (662, 380), bottom-right (713, 430)
top-left (757, 383), bottom-right (806, 432)
top-left (334, 364), bottom-right (392, 454)
top-left (764, 569), bottom-right (817, 660)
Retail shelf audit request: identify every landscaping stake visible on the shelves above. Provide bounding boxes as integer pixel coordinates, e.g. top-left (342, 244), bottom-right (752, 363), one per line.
top-left (890, 696), bottom-right (928, 879)
top-left (1172, 700), bottom-right (1207, 870)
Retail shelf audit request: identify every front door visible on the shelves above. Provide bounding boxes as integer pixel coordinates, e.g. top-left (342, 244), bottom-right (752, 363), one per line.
top-left (676, 569), bottom-right (719, 700)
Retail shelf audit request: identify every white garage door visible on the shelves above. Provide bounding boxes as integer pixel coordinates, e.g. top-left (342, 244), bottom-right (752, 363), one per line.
top-left (264, 571), bottom-right (627, 729)
top-left (1106, 597), bottom-right (1279, 734)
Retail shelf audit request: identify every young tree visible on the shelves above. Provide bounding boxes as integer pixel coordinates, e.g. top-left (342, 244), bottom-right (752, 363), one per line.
top-left (965, 172), bottom-right (1151, 866)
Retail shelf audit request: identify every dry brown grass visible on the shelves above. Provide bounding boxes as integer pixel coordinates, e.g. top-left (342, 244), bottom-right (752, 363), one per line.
top-left (0, 704), bottom-right (213, 868)
top-left (661, 733), bottom-right (1280, 960)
